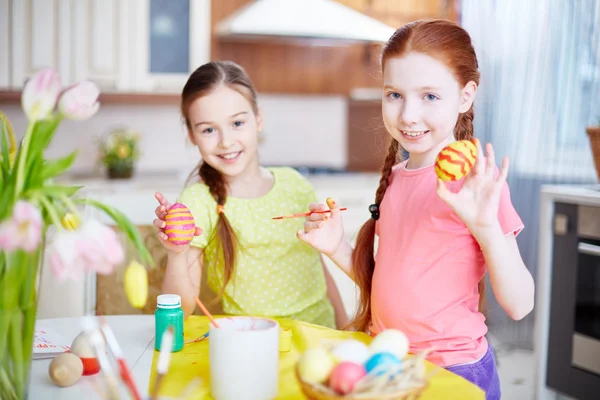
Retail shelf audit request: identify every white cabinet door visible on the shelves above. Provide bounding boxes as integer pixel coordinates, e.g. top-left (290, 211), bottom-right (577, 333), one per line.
top-left (9, 0), bottom-right (73, 88)
top-left (127, 0), bottom-right (211, 92)
top-left (72, 0), bottom-right (121, 90)
top-left (0, 0), bottom-right (9, 88)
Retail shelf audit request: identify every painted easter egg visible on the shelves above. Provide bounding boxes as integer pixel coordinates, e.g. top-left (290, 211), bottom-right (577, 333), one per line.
top-left (329, 362), bottom-right (366, 395)
top-left (369, 329), bottom-right (409, 360)
top-left (297, 347), bottom-right (336, 384)
top-left (71, 332), bottom-right (101, 376)
top-left (164, 203), bottom-right (196, 245)
top-left (331, 340), bottom-right (370, 365)
top-left (434, 139), bottom-right (478, 181)
top-left (364, 352), bottom-right (401, 375)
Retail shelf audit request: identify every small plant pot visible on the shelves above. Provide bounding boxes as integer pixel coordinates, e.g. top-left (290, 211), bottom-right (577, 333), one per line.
top-left (107, 165), bottom-right (134, 180)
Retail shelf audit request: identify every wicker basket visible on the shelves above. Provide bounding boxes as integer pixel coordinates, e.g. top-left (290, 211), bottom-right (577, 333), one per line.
top-left (587, 126), bottom-right (600, 181)
top-left (295, 350), bottom-right (434, 400)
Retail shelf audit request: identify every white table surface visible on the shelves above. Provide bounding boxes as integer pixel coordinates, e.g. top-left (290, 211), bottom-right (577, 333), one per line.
top-left (29, 315), bottom-right (158, 400)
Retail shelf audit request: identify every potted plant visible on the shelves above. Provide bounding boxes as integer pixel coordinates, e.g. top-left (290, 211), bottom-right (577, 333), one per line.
top-left (587, 119), bottom-right (600, 181)
top-left (0, 69), bottom-right (153, 399)
top-left (98, 127), bottom-right (141, 179)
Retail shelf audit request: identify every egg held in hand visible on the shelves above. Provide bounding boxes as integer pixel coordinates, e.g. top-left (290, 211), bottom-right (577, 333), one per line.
top-left (164, 203), bottom-right (196, 245)
top-left (435, 139), bottom-right (478, 181)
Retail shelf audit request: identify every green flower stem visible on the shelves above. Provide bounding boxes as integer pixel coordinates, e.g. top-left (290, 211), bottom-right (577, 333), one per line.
top-left (8, 311), bottom-right (23, 399)
top-left (59, 194), bottom-right (82, 220)
top-left (13, 121), bottom-right (35, 200)
top-left (0, 366), bottom-right (17, 400)
top-left (39, 195), bottom-right (64, 231)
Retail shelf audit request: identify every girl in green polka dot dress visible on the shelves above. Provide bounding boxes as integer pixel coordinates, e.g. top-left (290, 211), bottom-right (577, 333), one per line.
top-left (153, 61), bottom-right (347, 329)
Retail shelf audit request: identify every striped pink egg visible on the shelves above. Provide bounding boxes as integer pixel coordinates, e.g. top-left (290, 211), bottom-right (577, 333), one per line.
top-left (164, 203), bottom-right (196, 245)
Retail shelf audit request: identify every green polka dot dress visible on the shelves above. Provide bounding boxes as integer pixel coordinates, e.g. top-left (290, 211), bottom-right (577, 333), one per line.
top-left (178, 167), bottom-right (335, 328)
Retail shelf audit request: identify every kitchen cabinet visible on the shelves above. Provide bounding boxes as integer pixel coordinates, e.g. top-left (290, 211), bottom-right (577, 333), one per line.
top-left (7, 0), bottom-right (73, 88)
top-left (2, 0), bottom-right (211, 92)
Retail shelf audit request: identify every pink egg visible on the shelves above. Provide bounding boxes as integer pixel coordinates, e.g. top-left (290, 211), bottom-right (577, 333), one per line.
top-left (329, 362), bottom-right (366, 395)
top-left (164, 203), bottom-right (196, 245)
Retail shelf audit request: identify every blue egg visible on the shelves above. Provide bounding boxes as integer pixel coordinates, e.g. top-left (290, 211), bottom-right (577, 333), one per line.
top-left (364, 352), bottom-right (401, 375)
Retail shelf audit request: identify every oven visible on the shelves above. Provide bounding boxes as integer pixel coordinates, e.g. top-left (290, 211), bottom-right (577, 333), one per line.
top-left (547, 204), bottom-right (600, 399)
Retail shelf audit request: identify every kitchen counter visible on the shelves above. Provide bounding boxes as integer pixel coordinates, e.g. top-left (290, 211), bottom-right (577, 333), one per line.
top-left (534, 184), bottom-right (600, 400)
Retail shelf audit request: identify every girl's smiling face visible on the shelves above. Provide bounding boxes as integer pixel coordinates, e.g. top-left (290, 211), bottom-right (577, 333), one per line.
top-left (187, 84), bottom-right (263, 178)
top-left (382, 51), bottom-right (477, 168)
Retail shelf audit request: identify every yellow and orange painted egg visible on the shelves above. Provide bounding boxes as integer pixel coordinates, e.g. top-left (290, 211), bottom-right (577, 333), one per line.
top-left (434, 139), bottom-right (478, 181)
top-left (164, 203), bottom-right (196, 245)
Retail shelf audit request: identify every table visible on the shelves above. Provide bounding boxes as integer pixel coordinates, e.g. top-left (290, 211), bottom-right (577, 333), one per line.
top-left (29, 315), bottom-right (484, 399)
top-left (29, 315), bottom-right (155, 400)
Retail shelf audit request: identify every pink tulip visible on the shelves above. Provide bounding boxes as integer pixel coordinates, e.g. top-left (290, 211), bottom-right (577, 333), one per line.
top-left (0, 200), bottom-right (43, 252)
top-left (21, 68), bottom-right (62, 121)
top-left (48, 219), bottom-right (124, 281)
top-left (58, 81), bottom-right (100, 120)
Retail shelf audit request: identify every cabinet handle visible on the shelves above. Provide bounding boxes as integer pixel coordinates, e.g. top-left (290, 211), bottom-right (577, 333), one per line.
top-left (578, 242), bottom-right (600, 257)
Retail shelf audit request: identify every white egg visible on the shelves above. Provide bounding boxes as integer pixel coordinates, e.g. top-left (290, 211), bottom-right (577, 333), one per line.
top-left (331, 340), bottom-right (371, 364)
top-left (71, 331), bottom-right (102, 358)
top-left (369, 329), bottom-right (409, 359)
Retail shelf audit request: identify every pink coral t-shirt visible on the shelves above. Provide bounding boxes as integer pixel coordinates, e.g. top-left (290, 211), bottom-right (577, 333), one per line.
top-left (370, 160), bottom-right (524, 367)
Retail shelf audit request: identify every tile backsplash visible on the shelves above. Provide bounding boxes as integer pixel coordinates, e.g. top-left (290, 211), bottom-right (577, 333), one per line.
top-left (3, 94), bottom-right (348, 174)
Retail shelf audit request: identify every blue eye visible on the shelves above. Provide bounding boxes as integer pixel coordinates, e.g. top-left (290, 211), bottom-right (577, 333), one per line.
top-left (387, 92), bottom-right (401, 100)
top-left (233, 120), bottom-right (244, 127)
top-left (202, 127), bottom-right (215, 134)
top-left (425, 94), bottom-right (438, 101)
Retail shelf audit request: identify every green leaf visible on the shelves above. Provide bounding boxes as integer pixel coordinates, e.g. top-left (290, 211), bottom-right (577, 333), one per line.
top-left (40, 151), bottom-right (78, 181)
top-left (0, 182), bottom-right (15, 221)
top-left (25, 185), bottom-right (83, 200)
top-left (22, 117), bottom-right (62, 187)
top-left (74, 198), bottom-right (155, 268)
top-left (0, 119), bottom-right (10, 173)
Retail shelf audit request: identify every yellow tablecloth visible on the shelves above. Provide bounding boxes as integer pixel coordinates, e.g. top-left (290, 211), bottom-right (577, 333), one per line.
top-left (148, 316), bottom-right (484, 400)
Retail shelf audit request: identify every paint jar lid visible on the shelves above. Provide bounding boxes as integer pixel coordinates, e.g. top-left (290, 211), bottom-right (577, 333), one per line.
top-left (157, 294), bottom-right (182, 309)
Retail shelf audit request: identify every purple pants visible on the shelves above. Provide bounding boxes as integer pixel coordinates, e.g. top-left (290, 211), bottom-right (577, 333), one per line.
top-left (445, 345), bottom-right (501, 400)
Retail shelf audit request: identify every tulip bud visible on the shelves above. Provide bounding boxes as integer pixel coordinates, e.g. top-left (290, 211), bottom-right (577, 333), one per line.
top-left (58, 81), bottom-right (100, 121)
top-left (124, 261), bottom-right (148, 309)
top-left (21, 68), bottom-right (61, 121)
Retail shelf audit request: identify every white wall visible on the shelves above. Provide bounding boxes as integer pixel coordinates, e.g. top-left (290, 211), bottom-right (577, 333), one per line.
top-left (2, 94), bottom-right (348, 174)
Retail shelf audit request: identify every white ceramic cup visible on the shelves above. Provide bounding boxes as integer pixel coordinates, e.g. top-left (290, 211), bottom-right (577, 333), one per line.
top-left (209, 316), bottom-right (280, 400)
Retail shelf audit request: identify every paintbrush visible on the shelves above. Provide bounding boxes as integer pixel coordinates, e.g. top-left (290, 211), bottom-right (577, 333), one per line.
top-left (151, 326), bottom-right (174, 400)
top-left (82, 317), bottom-right (122, 400)
top-left (99, 317), bottom-right (142, 400)
top-left (184, 331), bottom-right (209, 344)
top-left (271, 207), bottom-right (347, 220)
top-left (194, 296), bottom-right (220, 328)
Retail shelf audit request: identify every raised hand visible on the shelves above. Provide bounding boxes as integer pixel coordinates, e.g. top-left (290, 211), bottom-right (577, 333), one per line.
top-left (296, 198), bottom-right (345, 257)
top-left (436, 140), bottom-right (509, 234)
top-left (153, 192), bottom-right (202, 253)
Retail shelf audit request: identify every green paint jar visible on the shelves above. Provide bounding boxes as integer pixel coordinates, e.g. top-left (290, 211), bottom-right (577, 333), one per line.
top-left (155, 294), bottom-right (184, 352)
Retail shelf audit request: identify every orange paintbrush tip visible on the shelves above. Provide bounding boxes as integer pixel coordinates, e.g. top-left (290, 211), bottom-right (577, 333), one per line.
top-left (194, 296), bottom-right (220, 328)
top-left (271, 207), bottom-right (347, 220)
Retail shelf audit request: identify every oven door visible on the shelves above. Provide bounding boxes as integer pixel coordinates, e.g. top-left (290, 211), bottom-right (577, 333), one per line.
top-left (573, 239), bottom-right (600, 375)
